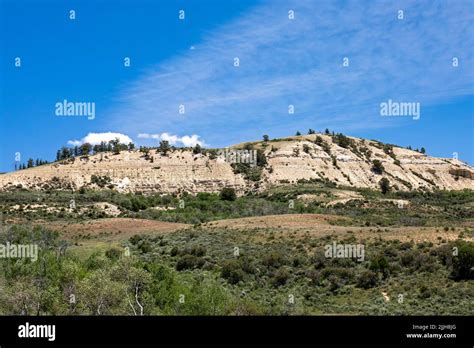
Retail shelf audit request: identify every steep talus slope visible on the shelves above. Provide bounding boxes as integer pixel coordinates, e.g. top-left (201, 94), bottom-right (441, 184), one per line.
top-left (0, 134), bottom-right (472, 194)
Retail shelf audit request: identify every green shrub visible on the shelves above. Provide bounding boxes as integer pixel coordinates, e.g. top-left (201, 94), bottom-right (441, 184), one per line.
top-left (321, 267), bottom-right (354, 283)
top-left (306, 270), bottom-right (322, 285)
top-left (379, 178), bottom-right (390, 194)
top-left (418, 285), bottom-right (432, 299)
top-left (105, 248), bottom-right (122, 261)
top-left (369, 255), bottom-right (390, 277)
top-left (137, 239), bottom-right (152, 253)
top-left (176, 255), bottom-right (205, 271)
top-left (170, 246), bottom-right (179, 257)
top-left (90, 175), bottom-right (112, 188)
top-left (332, 133), bottom-right (352, 148)
top-left (262, 251), bottom-right (285, 269)
top-left (272, 268), bottom-right (290, 287)
top-left (451, 241), bottom-right (474, 280)
top-left (221, 260), bottom-right (245, 284)
top-left (220, 187), bottom-right (237, 201)
top-left (401, 251), bottom-right (416, 267)
top-left (371, 160), bottom-right (384, 175)
top-left (183, 245), bottom-right (206, 257)
top-left (357, 270), bottom-right (378, 289)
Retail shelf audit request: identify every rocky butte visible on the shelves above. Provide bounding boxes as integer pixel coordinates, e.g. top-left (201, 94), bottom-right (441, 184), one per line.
top-left (1, 133), bottom-right (472, 195)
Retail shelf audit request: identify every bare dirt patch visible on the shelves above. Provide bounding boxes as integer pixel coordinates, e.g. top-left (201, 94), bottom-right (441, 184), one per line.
top-left (205, 214), bottom-right (347, 230)
top-left (326, 190), bottom-right (363, 206)
top-left (203, 214), bottom-right (470, 243)
top-left (47, 218), bottom-right (188, 242)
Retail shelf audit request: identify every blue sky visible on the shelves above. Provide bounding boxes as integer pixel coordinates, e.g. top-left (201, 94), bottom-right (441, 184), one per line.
top-left (1, 0), bottom-right (473, 172)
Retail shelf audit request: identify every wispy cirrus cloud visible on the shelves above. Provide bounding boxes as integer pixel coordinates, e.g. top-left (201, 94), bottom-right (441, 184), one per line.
top-left (108, 0), bottom-right (474, 147)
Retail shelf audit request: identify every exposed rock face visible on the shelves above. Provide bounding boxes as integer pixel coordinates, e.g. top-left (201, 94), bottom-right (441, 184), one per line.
top-left (261, 135), bottom-right (473, 191)
top-left (0, 150), bottom-right (247, 195)
top-left (1, 134), bottom-right (472, 194)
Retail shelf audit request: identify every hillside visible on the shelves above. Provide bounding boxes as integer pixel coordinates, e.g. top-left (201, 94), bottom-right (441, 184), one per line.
top-left (1, 133), bottom-right (473, 194)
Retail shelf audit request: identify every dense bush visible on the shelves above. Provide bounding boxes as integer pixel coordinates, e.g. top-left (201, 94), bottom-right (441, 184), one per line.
top-left (220, 187), bottom-right (237, 201)
top-left (0, 222), bottom-right (472, 315)
top-left (105, 247), bottom-right (122, 261)
top-left (332, 133), bottom-right (352, 148)
top-left (357, 270), bottom-right (378, 289)
top-left (1, 183), bottom-right (473, 315)
top-left (176, 255), bottom-right (205, 271)
top-left (371, 160), bottom-right (384, 174)
top-left (369, 255), bottom-right (389, 278)
top-left (262, 251), bottom-right (286, 269)
top-left (221, 260), bottom-right (246, 284)
top-left (90, 175), bottom-right (112, 188)
top-left (272, 268), bottom-right (290, 287)
top-left (379, 178), bottom-right (390, 194)
top-left (451, 241), bottom-right (474, 280)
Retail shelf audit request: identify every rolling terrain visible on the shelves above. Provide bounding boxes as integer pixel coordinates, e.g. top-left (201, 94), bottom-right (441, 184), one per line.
top-left (0, 133), bottom-right (472, 316)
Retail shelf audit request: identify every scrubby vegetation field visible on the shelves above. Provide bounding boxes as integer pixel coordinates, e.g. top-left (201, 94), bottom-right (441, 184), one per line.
top-left (0, 184), bottom-right (473, 315)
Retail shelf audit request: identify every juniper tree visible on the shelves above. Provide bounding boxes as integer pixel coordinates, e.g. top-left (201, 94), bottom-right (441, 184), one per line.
top-left (379, 177), bottom-right (390, 194)
top-left (80, 143), bottom-right (92, 156)
top-left (371, 160), bottom-right (384, 174)
top-left (159, 140), bottom-right (171, 156)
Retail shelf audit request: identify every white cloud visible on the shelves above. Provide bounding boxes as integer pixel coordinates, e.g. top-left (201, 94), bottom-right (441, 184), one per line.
top-left (68, 132), bottom-right (133, 146)
top-left (67, 140), bottom-right (82, 146)
top-left (137, 133), bottom-right (161, 140)
top-left (138, 133), bottom-right (206, 147)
